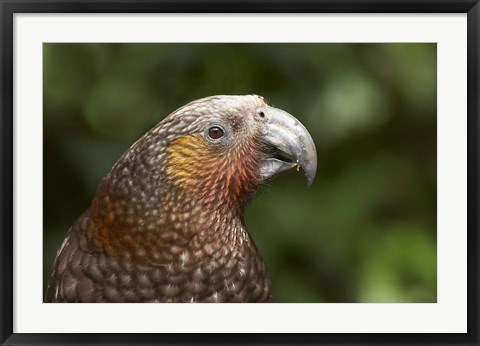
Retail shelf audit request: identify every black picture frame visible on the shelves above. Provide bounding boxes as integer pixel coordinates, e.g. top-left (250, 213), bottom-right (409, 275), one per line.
top-left (1, 1), bottom-right (479, 345)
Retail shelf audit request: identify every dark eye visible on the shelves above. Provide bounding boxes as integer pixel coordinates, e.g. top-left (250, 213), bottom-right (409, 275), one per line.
top-left (208, 126), bottom-right (224, 139)
top-left (258, 110), bottom-right (265, 118)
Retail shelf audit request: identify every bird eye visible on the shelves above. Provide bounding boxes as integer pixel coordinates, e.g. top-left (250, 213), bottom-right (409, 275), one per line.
top-left (208, 126), bottom-right (224, 140)
top-left (257, 110), bottom-right (265, 118)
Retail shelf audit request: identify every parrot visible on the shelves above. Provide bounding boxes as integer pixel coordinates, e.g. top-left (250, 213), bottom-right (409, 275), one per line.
top-left (45, 95), bottom-right (317, 303)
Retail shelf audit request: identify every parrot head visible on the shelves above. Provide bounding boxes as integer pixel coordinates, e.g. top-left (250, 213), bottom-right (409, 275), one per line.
top-left (159, 95), bottom-right (317, 210)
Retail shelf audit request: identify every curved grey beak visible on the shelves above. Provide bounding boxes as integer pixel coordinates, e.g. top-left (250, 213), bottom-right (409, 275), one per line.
top-left (258, 107), bottom-right (317, 186)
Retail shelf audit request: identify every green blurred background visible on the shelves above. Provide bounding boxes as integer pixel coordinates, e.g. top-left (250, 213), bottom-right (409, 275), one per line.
top-left (43, 43), bottom-right (437, 302)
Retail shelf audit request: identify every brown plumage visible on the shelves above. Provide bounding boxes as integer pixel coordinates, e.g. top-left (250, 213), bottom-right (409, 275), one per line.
top-left (45, 95), bottom-right (317, 303)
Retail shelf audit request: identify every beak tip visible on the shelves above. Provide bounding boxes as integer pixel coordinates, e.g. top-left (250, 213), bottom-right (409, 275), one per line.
top-left (300, 153), bottom-right (317, 188)
top-left (305, 168), bottom-right (316, 187)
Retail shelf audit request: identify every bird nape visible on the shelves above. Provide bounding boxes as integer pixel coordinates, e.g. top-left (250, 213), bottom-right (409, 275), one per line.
top-left (45, 95), bottom-right (317, 303)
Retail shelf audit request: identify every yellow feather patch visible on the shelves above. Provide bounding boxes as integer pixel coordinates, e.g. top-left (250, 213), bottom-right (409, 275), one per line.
top-left (166, 134), bottom-right (213, 189)
top-left (166, 133), bottom-right (260, 209)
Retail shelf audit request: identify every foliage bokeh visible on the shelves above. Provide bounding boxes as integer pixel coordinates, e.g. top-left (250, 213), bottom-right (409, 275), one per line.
top-left (43, 43), bottom-right (437, 302)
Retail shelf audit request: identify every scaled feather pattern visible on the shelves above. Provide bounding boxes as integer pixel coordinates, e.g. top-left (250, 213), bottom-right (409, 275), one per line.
top-left (46, 95), bottom-right (317, 303)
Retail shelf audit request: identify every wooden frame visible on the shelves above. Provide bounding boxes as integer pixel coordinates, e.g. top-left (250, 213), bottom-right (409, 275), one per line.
top-left (1, 1), bottom-right (478, 345)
